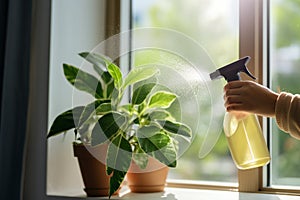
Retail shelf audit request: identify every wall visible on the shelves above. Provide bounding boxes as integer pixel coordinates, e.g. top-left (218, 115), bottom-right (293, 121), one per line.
top-left (23, 0), bottom-right (107, 199)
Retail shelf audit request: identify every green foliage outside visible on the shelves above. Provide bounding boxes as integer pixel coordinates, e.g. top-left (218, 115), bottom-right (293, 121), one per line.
top-left (133, 0), bottom-right (300, 184)
top-left (270, 0), bottom-right (300, 185)
top-left (133, 0), bottom-right (238, 182)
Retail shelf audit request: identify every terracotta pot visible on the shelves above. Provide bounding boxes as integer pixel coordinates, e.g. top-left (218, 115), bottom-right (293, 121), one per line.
top-left (126, 157), bottom-right (169, 193)
top-left (73, 143), bottom-right (118, 197)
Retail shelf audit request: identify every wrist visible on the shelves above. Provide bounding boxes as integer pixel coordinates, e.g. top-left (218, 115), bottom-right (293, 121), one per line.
top-left (269, 91), bottom-right (279, 117)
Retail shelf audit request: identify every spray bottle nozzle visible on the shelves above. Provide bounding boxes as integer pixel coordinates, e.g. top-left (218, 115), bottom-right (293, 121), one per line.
top-left (209, 56), bottom-right (255, 82)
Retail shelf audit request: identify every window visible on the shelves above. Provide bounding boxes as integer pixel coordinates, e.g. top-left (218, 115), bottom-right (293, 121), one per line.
top-left (131, 0), bottom-right (300, 194)
top-left (47, 0), bottom-right (106, 196)
top-left (269, 0), bottom-right (300, 188)
top-left (40, 0), bottom-right (300, 198)
top-left (132, 0), bottom-right (239, 183)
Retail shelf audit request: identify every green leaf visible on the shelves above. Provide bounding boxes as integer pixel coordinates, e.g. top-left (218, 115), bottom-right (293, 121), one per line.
top-left (137, 102), bottom-right (145, 113)
top-left (137, 132), bottom-right (177, 167)
top-left (106, 134), bottom-right (132, 174)
top-left (107, 63), bottom-right (123, 90)
top-left (119, 104), bottom-right (133, 115)
top-left (108, 169), bottom-right (127, 198)
top-left (80, 52), bottom-right (114, 66)
top-left (91, 112), bottom-right (127, 146)
top-left (78, 100), bottom-right (109, 128)
top-left (110, 89), bottom-right (120, 109)
top-left (136, 125), bottom-right (161, 138)
top-left (78, 52), bottom-right (115, 99)
top-left (123, 67), bottom-right (159, 89)
top-left (148, 110), bottom-right (173, 120)
top-left (101, 71), bottom-right (113, 83)
top-left (77, 101), bottom-right (103, 139)
top-left (106, 134), bottom-right (132, 198)
top-left (148, 91), bottom-right (177, 109)
top-left (106, 78), bottom-right (115, 98)
top-left (132, 83), bottom-right (156, 105)
top-left (77, 100), bottom-right (111, 140)
top-left (63, 64), bottom-right (104, 98)
top-left (79, 52), bottom-right (107, 73)
top-left (156, 120), bottom-right (192, 138)
top-left (95, 103), bottom-right (112, 115)
top-left (132, 145), bottom-right (149, 169)
top-left (48, 106), bottom-right (84, 138)
top-left (101, 72), bottom-right (114, 99)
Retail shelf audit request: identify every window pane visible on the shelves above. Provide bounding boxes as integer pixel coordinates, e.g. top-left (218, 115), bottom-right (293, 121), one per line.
top-left (132, 0), bottom-right (238, 182)
top-left (47, 0), bottom-right (106, 196)
top-left (270, 0), bottom-right (300, 187)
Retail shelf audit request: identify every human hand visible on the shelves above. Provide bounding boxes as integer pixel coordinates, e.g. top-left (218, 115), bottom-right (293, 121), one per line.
top-left (223, 80), bottom-right (278, 117)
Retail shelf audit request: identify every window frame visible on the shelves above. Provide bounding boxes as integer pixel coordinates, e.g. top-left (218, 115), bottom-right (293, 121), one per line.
top-left (238, 0), bottom-right (300, 195)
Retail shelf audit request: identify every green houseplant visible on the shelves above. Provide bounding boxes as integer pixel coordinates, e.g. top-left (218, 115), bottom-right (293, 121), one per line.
top-left (47, 52), bottom-right (192, 198)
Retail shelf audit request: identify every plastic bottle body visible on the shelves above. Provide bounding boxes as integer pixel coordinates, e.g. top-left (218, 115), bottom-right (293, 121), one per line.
top-left (223, 112), bottom-right (270, 170)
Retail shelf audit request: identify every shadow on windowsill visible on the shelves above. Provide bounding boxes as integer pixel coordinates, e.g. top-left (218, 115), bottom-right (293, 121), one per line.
top-left (117, 191), bottom-right (178, 200)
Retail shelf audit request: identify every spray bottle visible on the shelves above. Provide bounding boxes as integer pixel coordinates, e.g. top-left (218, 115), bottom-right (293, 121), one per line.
top-left (210, 56), bottom-right (270, 170)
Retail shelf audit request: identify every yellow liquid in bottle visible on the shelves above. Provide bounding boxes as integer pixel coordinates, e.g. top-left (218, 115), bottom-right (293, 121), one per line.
top-left (224, 113), bottom-right (270, 170)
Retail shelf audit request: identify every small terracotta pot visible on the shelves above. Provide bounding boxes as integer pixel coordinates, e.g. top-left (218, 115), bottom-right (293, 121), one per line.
top-left (73, 143), bottom-right (118, 197)
top-left (126, 157), bottom-right (169, 193)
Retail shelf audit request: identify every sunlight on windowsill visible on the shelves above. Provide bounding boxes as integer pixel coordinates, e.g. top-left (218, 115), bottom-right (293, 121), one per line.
top-left (115, 187), bottom-right (299, 200)
top-left (48, 186), bottom-right (300, 200)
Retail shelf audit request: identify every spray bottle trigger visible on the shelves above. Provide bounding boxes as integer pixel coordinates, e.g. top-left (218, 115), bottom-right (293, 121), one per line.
top-left (242, 65), bottom-right (256, 80)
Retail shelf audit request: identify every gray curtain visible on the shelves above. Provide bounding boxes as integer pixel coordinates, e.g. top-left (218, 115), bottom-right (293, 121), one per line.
top-left (0, 0), bottom-right (8, 112)
top-left (0, 0), bottom-right (32, 199)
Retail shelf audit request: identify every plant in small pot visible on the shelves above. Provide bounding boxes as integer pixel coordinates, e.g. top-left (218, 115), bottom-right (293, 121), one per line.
top-left (47, 52), bottom-right (192, 198)
top-left (47, 52), bottom-right (117, 197)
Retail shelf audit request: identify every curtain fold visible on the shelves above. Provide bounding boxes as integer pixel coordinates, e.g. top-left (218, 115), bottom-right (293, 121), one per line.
top-left (0, 0), bottom-right (8, 116)
top-left (0, 0), bottom-right (32, 199)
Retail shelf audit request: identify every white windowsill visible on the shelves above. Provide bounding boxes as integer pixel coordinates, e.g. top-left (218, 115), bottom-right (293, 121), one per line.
top-left (49, 187), bottom-right (300, 200)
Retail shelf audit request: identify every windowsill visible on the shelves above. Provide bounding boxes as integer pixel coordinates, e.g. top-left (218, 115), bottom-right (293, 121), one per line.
top-left (48, 187), bottom-right (300, 200)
